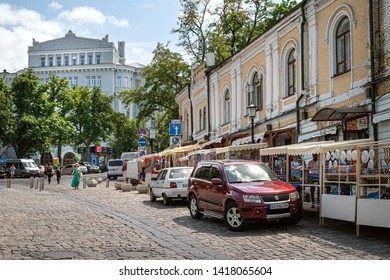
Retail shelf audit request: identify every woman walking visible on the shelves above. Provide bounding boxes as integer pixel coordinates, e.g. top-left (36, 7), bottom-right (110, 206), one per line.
top-left (71, 163), bottom-right (82, 190)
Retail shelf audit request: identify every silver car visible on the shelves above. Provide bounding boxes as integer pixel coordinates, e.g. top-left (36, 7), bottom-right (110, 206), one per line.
top-left (62, 164), bottom-right (88, 175)
top-left (149, 167), bottom-right (193, 205)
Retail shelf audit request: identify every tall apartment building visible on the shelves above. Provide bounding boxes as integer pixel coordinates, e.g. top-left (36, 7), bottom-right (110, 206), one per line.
top-left (28, 30), bottom-right (143, 119)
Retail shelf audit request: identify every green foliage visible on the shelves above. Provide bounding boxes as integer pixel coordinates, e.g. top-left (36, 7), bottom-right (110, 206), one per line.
top-left (108, 112), bottom-right (139, 158)
top-left (0, 76), bottom-right (11, 143)
top-left (68, 86), bottom-right (115, 161)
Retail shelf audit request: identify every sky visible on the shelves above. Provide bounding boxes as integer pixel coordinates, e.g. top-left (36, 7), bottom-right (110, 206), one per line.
top-left (0, 0), bottom-right (186, 72)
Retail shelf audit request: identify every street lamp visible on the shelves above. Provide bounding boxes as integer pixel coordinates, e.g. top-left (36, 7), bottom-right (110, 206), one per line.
top-left (247, 103), bottom-right (257, 143)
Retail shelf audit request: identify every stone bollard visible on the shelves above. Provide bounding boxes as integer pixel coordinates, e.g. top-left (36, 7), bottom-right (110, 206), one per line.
top-left (106, 178), bottom-right (109, 188)
top-left (83, 178), bottom-right (86, 189)
top-left (40, 177), bottom-right (44, 191)
top-left (30, 177), bottom-right (34, 189)
top-left (7, 178), bottom-right (11, 188)
top-left (35, 178), bottom-right (39, 190)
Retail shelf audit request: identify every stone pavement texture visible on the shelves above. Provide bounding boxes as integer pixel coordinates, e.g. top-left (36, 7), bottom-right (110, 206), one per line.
top-left (0, 175), bottom-right (389, 260)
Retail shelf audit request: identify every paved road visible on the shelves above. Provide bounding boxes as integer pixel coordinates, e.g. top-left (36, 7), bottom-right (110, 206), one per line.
top-left (0, 175), bottom-right (389, 260)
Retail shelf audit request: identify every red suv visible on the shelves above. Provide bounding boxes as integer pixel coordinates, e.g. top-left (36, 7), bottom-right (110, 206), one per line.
top-left (187, 160), bottom-right (302, 231)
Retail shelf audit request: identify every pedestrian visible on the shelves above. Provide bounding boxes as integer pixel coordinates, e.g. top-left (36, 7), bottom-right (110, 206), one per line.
top-left (139, 167), bottom-right (146, 182)
top-left (46, 162), bottom-right (54, 184)
top-left (9, 164), bottom-right (16, 179)
top-left (43, 163), bottom-right (48, 177)
top-left (71, 163), bottom-right (82, 190)
top-left (56, 164), bottom-right (62, 184)
top-left (307, 153), bottom-right (319, 208)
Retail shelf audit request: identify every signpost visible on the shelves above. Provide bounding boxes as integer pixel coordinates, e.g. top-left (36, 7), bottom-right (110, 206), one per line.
top-left (138, 138), bottom-right (147, 147)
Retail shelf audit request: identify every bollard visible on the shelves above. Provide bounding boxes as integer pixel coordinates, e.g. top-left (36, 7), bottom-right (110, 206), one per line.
top-left (106, 178), bottom-right (109, 188)
top-left (40, 177), bottom-right (44, 191)
top-left (30, 177), bottom-right (34, 189)
top-left (35, 178), bottom-right (39, 190)
top-left (83, 178), bottom-right (86, 189)
top-left (7, 178), bottom-right (11, 188)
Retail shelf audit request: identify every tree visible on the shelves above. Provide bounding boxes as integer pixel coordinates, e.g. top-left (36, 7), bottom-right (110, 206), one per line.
top-left (4, 69), bottom-right (57, 158)
top-left (0, 75), bottom-right (12, 153)
top-left (68, 86), bottom-right (115, 161)
top-left (118, 43), bottom-right (191, 151)
top-left (43, 74), bottom-right (74, 165)
top-left (108, 112), bottom-right (139, 158)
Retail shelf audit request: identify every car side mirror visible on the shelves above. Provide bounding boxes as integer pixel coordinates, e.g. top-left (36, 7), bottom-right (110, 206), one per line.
top-left (211, 178), bottom-right (223, 186)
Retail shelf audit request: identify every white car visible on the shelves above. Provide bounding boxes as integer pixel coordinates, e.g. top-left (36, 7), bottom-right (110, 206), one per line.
top-left (149, 167), bottom-right (193, 205)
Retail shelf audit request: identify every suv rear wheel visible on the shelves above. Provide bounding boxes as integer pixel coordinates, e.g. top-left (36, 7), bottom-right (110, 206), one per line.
top-left (189, 194), bottom-right (203, 219)
top-left (224, 202), bottom-right (247, 231)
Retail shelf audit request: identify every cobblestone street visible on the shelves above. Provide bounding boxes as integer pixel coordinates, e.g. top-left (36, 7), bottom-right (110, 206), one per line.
top-left (1, 175), bottom-right (390, 260)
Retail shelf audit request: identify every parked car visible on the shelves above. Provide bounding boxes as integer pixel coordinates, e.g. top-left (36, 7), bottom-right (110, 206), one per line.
top-left (187, 160), bottom-right (302, 231)
top-left (88, 164), bottom-right (101, 173)
top-left (99, 163), bottom-right (108, 173)
top-left (38, 166), bottom-right (45, 177)
top-left (107, 159), bottom-right (123, 179)
top-left (5, 159), bottom-right (40, 178)
top-left (62, 164), bottom-right (88, 175)
top-left (78, 162), bottom-right (91, 174)
top-left (150, 167), bottom-right (193, 205)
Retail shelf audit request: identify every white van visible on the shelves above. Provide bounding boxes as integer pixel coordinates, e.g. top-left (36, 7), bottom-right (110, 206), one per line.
top-left (107, 159), bottom-right (123, 179)
top-left (5, 159), bottom-right (40, 178)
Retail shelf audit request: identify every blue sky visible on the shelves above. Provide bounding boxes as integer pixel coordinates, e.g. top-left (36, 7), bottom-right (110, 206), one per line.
top-left (0, 0), bottom-right (185, 72)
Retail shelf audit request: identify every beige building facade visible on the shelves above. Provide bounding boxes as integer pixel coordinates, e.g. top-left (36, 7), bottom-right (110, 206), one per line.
top-left (176, 0), bottom-right (390, 148)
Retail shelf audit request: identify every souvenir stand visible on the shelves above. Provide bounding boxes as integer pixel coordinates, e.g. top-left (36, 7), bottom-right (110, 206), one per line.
top-left (215, 143), bottom-right (268, 160)
top-left (162, 144), bottom-right (200, 168)
top-left (354, 141), bottom-right (390, 237)
top-left (259, 141), bottom-right (334, 210)
top-left (187, 149), bottom-right (216, 167)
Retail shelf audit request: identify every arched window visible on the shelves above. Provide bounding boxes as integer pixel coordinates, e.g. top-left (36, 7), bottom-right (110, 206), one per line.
top-left (223, 90), bottom-right (230, 124)
top-left (252, 73), bottom-right (263, 109)
top-left (185, 112), bottom-right (189, 141)
top-left (287, 49), bottom-right (296, 97)
top-left (335, 16), bottom-right (351, 75)
top-left (203, 106), bottom-right (206, 130)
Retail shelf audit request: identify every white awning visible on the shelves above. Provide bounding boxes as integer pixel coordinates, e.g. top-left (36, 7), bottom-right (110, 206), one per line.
top-left (201, 137), bottom-right (223, 148)
top-left (215, 147), bottom-right (230, 154)
top-left (229, 142), bottom-right (268, 152)
top-left (298, 126), bottom-right (338, 143)
top-left (231, 133), bottom-right (264, 146)
top-left (259, 141), bottom-right (332, 156)
top-left (373, 111), bottom-right (390, 124)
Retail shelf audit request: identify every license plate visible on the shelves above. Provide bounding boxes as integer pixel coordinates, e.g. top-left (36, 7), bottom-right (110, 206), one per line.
top-left (269, 203), bottom-right (289, 209)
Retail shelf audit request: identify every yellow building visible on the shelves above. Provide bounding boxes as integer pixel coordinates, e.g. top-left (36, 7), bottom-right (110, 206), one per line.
top-left (176, 0), bottom-right (390, 148)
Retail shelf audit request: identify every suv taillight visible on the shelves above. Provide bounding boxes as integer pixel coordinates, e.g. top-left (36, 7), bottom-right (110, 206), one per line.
top-left (170, 182), bottom-right (177, 188)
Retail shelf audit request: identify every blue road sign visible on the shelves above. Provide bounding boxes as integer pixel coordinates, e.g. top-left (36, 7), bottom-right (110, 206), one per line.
top-left (172, 137), bottom-right (180, 144)
top-left (138, 138), bottom-right (147, 147)
top-left (169, 123), bottom-right (182, 135)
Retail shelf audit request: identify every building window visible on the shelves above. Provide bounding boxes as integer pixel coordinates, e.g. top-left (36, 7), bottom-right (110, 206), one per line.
top-left (73, 77), bottom-right (78, 86)
top-left (88, 53), bottom-right (93, 65)
top-left (335, 16), bottom-right (351, 75)
top-left (186, 112), bottom-right (189, 141)
top-left (223, 89), bottom-right (230, 124)
top-left (56, 55), bottom-right (61, 66)
top-left (80, 54), bottom-right (85, 65)
top-left (117, 76), bottom-right (122, 87)
top-left (252, 73), bottom-right (263, 109)
top-left (124, 77), bottom-right (129, 87)
top-left (96, 76), bottom-right (101, 86)
top-left (287, 49), bottom-right (296, 97)
top-left (72, 54), bottom-right (77, 65)
top-left (91, 76), bottom-right (96, 87)
top-left (48, 56), bottom-right (53, 67)
top-left (96, 53), bottom-right (101, 64)
top-left (40, 56), bottom-right (46, 67)
top-left (64, 54), bottom-right (69, 66)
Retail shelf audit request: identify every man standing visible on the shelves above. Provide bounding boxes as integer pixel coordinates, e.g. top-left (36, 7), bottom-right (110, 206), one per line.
top-left (46, 162), bottom-right (53, 184)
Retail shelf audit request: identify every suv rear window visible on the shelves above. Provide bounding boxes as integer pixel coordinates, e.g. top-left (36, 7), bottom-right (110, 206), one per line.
top-left (108, 160), bottom-right (123, 167)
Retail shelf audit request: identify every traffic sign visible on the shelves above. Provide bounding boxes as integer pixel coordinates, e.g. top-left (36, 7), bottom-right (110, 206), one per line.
top-left (172, 137), bottom-right (180, 144)
top-left (138, 128), bottom-right (147, 137)
top-left (138, 138), bottom-right (147, 147)
top-left (169, 123), bottom-right (182, 135)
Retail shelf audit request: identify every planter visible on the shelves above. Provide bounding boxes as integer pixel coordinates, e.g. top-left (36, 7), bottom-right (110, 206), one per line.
top-left (96, 177), bottom-right (103, 183)
top-left (121, 183), bottom-right (132, 192)
top-left (114, 182), bottom-right (122, 190)
top-left (137, 184), bottom-right (149, 194)
top-left (86, 179), bottom-right (98, 187)
top-left (117, 176), bottom-right (125, 182)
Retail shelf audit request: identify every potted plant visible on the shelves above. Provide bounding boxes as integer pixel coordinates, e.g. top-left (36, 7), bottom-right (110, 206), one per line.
top-left (86, 177), bottom-right (98, 187)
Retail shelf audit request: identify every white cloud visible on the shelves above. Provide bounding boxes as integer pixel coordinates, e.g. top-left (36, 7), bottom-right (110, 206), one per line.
top-left (0, 4), bottom-right (63, 72)
top-left (125, 42), bottom-right (155, 66)
top-left (58, 6), bottom-right (128, 27)
top-left (48, 1), bottom-right (63, 11)
top-left (141, 3), bottom-right (155, 9)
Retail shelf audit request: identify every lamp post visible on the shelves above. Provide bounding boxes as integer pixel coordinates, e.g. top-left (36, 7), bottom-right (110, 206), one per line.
top-left (247, 103), bottom-right (257, 143)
